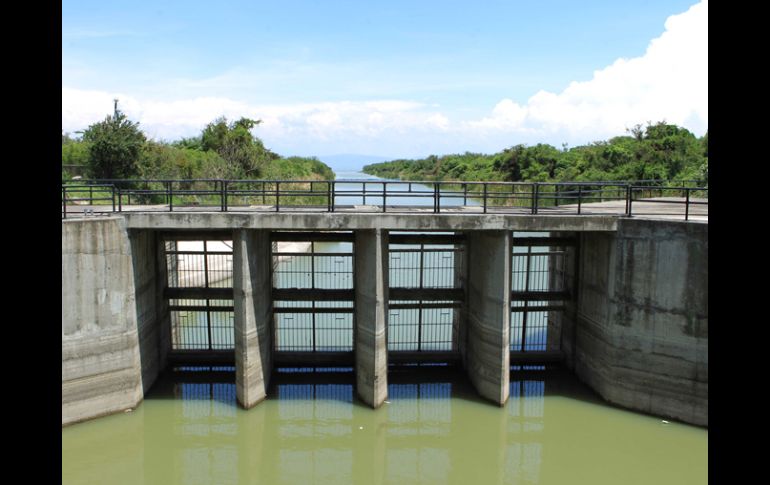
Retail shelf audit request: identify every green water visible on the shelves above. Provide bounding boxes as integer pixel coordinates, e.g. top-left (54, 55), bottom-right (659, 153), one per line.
top-left (62, 367), bottom-right (707, 485)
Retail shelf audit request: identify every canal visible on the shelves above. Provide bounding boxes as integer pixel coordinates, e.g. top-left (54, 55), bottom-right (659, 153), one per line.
top-left (62, 171), bottom-right (707, 484)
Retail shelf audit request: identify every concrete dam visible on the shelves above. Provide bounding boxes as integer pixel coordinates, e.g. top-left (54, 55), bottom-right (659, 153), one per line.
top-left (61, 182), bottom-right (707, 428)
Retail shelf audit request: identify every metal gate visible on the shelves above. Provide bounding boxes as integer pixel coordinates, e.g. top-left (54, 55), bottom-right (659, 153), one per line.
top-left (164, 238), bottom-right (235, 351)
top-left (510, 232), bottom-right (575, 353)
top-left (388, 233), bottom-right (465, 355)
top-left (272, 232), bottom-right (355, 355)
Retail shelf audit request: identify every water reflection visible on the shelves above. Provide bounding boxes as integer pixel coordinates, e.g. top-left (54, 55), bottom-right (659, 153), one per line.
top-left (63, 365), bottom-right (707, 485)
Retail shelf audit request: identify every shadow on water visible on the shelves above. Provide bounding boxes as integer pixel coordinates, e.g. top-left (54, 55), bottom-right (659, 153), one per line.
top-left (144, 362), bottom-right (616, 414)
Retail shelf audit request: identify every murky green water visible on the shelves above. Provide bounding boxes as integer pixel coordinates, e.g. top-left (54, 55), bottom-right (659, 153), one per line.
top-left (62, 366), bottom-right (707, 485)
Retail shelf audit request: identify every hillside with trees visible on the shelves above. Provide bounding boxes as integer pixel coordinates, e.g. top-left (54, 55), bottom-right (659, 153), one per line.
top-left (362, 122), bottom-right (708, 186)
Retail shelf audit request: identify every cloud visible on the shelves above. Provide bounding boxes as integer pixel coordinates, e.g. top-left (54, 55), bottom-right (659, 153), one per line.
top-left (467, 0), bottom-right (708, 141)
top-left (62, 88), bottom-right (447, 147)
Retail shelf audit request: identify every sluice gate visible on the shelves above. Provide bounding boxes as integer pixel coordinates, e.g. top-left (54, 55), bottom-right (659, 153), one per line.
top-left (150, 229), bottom-right (576, 406)
top-left (62, 212), bottom-right (707, 426)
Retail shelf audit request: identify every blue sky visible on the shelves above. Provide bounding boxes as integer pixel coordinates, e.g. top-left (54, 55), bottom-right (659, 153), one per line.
top-left (62, 0), bottom-right (708, 162)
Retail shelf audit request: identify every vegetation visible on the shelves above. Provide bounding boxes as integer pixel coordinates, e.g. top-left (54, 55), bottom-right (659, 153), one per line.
top-left (63, 106), bottom-right (334, 184)
top-left (62, 104), bottom-right (336, 206)
top-left (363, 122), bottom-right (708, 186)
top-left (80, 108), bottom-right (146, 180)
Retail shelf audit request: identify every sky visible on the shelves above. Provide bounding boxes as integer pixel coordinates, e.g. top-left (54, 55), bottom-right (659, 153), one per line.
top-left (62, 0), bottom-right (708, 164)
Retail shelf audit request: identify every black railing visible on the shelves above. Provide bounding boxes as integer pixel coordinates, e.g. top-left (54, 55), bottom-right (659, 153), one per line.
top-left (61, 178), bottom-right (708, 220)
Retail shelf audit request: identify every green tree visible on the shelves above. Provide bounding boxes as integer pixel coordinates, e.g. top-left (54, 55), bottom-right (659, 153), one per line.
top-left (61, 133), bottom-right (89, 167)
top-left (81, 103), bottom-right (146, 180)
top-left (199, 116), bottom-right (278, 178)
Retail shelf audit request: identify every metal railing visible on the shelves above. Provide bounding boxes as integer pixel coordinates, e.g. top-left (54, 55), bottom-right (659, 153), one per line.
top-left (61, 178), bottom-right (708, 220)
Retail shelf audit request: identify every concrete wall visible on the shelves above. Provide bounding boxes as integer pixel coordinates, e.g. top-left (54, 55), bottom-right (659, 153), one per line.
top-left (571, 219), bottom-right (708, 426)
top-left (233, 229), bottom-right (273, 408)
top-left (354, 229), bottom-right (389, 408)
top-left (62, 218), bottom-right (144, 425)
top-left (464, 230), bottom-right (511, 405)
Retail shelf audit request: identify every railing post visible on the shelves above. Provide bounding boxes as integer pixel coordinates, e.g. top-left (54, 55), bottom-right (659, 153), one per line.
top-left (625, 184), bottom-right (631, 215)
top-left (435, 182), bottom-right (440, 213)
top-left (363, 182), bottom-right (367, 205)
top-left (685, 188), bottom-right (690, 221)
top-left (531, 183), bottom-right (539, 214)
top-left (168, 181), bottom-right (173, 212)
top-left (62, 186), bottom-right (67, 219)
top-left (555, 185), bottom-right (559, 207)
top-left (330, 181), bottom-right (335, 212)
top-left (276, 182), bottom-right (280, 211)
top-left (383, 182), bottom-right (387, 213)
top-left (222, 180), bottom-right (228, 212)
top-left (577, 185), bottom-right (582, 215)
top-left (463, 183), bottom-right (468, 206)
top-left (483, 184), bottom-right (488, 213)
top-left (111, 185), bottom-right (116, 213)
top-left (627, 185), bottom-right (633, 217)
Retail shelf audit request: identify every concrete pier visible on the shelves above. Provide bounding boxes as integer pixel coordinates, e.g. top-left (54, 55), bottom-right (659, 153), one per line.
top-left (354, 229), bottom-right (389, 408)
top-left (233, 229), bottom-right (273, 408)
top-left (62, 218), bottom-right (144, 425)
top-left (464, 231), bottom-right (511, 405)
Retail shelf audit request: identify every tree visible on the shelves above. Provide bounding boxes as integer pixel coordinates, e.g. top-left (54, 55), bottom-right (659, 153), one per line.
top-left (199, 116), bottom-right (277, 178)
top-left (81, 102), bottom-right (146, 180)
top-left (61, 133), bottom-right (89, 167)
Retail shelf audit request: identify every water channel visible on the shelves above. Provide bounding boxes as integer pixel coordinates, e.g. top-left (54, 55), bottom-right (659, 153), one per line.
top-left (62, 171), bottom-right (707, 484)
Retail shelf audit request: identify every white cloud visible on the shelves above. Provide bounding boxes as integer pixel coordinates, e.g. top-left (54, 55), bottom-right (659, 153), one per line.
top-left (62, 88), bottom-right (448, 148)
top-left (468, 0), bottom-right (707, 141)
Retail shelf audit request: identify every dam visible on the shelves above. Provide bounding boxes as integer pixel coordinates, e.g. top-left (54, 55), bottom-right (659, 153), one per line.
top-left (61, 179), bottom-right (707, 430)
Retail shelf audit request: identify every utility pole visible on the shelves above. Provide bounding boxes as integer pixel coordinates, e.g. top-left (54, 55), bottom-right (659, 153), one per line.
top-left (113, 98), bottom-right (119, 118)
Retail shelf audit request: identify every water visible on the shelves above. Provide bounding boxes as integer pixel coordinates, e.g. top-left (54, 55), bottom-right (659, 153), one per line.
top-left (62, 366), bottom-right (707, 485)
top-left (333, 170), bottom-right (476, 208)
